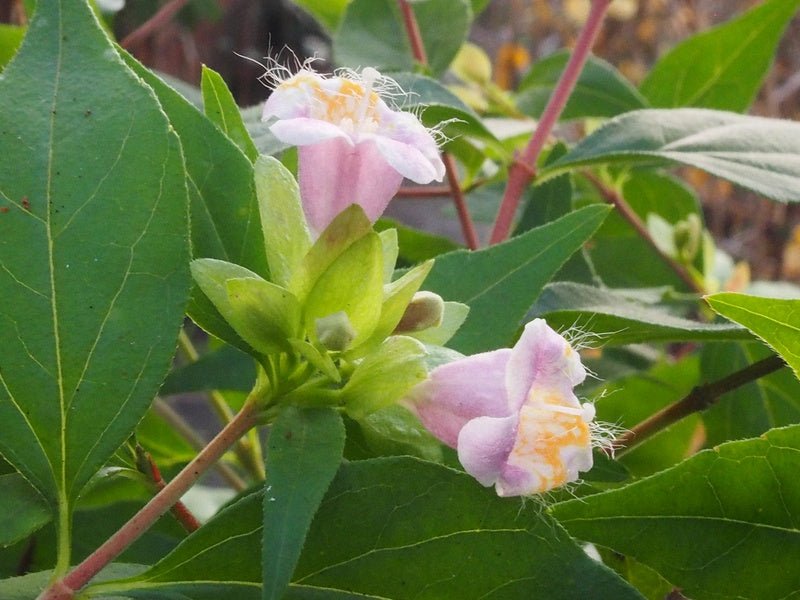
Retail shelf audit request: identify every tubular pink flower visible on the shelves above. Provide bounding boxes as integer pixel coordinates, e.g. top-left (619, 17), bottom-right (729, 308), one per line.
top-left (262, 67), bottom-right (446, 235)
top-left (406, 319), bottom-right (597, 497)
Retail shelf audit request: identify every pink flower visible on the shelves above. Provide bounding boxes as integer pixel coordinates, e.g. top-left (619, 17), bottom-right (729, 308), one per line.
top-left (406, 319), bottom-right (597, 497)
top-left (262, 67), bottom-right (446, 235)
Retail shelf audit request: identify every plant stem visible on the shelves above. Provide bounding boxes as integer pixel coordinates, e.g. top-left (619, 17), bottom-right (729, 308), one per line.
top-left (583, 171), bottom-right (705, 294)
top-left (37, 399), bottom-right (262, 600)
top-left (135, 446), bottom-right (201, 533)
top-left (152, 398), bottom-right (248, 491)
top-left (489, 0), bottom-right (611, 245)
top-left (177, 329), bottom-right (266, 481)
top-left (396, 0), bottom-right (480, 250)
top-left (120, 0), bottom-right (189, 50)
top-left (614, 354), bottom-right (786, 452)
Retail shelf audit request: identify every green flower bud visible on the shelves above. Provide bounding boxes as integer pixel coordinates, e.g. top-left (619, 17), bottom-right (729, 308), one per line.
top-left (394, 291), bottom-right (445, 334)
top-left (316, 311), bottom-right (357, 352)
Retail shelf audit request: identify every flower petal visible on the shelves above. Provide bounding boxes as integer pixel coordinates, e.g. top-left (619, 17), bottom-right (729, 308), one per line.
top-left (269, 118), bottom-right (350, 147)
top-left (457, 415), bottom-right (518, 487)
top-left (406, 348), bottom-right (512, 447)
top-left (506, 319), bottom-right (586, 411)
top-left (368, 134), bottom-right (444, 184)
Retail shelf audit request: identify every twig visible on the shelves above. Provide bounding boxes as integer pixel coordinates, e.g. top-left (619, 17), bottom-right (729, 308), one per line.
top-left (582, 171), bottom-right (705, 294)
top-left (152, 398), bottom-right (247, 491)
top-left (489, 0), bottom-right (611, 244)
top-left (614, 354), bottom-right (786, 452)
top-left (135, 445), bottom-right (200, 533)
top-left (38, 399), bottom-right (262, 600)
top-left (120, 0), bottom-right (190, 50)
top-left (396, 0), bottom-right (480, 250)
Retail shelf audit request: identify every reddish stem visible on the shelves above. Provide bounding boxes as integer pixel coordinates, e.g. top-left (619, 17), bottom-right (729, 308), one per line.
top-left (489, 0), bottom-right (611, 245)
top-left (138, 448), bottom-right (201, 533)
top-left (37, 401), bottom-right (260, 600)
top-left (396, 0), bottom-right (480, 249)
top-left (120, 0), bottom-right (189, 50)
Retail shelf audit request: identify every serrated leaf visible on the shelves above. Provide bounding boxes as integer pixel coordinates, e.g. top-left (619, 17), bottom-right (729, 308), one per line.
top-left (551, 424), bottom-right (800, 600)
top-left (0, 2), bottom-right (190, 570)
top-left (0, 473), bottom-right (51, 547)
top-left (531, 282), bottom-right (750, 345)
top-left (293, 458), bottom-right (644, 599)
top-left (335, 0), bottom-right (472, 76)
top-left (423, 205), bottom-right (610, 354)
top-left (542, 109), bottom-right (800, 203)
top-left (201, 65), bottom-right (259, 161)
top-left (254, 156), bottom-right (312, 288)
top-left (262, 408), bottom-right (345, 600)
top-left (640, 0), bottom-right (800, 112)
top-left (517, 51), bottom-right (648, 120)
top-left (161, 345), bottom-right (256, 394)
top-left (706, 292), bottom-right (800, 378)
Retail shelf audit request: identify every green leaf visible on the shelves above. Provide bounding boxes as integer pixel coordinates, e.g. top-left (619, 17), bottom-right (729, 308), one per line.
top-left (423, 205), bottom-right (610, 354)
top-left (0, 564), bottom-right (146, 600)
top-left (0, 473), bottom-right (51, 547)
top-left (375, 218), bottom-right (460, 264)
top-left (342, 336), bottom-right (428, 418)
top-left (551, 424), bottom-right (800, 600)
top-left (254, 156), bottom-right (312, 288)
top-left (201, 65), bottom-right (259, 161)
top-left (293, 457), bottom-right (644, 599)
top-left (706, 293), bottom-right (800, 379)
top-left (161, 345), bottom-right (256, 394)
top-left (343, 405), bottom-right (443, 462)
top-left (225, 277), bottom-right (303, 355)
top-left (335, 0), bottom-right (472, 76)
top-left (0, 24), bottom-right (24, 71)
top-left (640, 0), bottom-right (800, 112)
top-left (262, 407), bottom-right (345, 600)
top-left (121, 54), bottom-right (269, 277)
top-left (594, 357), bottom-right (701, 477)
top-left (542, 109), bottom-right (800, 203)
top-left (701, 343), bottom-right (800, 446)
top-left (531, 282), bottom-right (750, 345)
top-left (517, 51), bottom-right (648, 120)
top-left (0, 0), bottom-right (190, 561)
top-left (290, 0), bottom-right (351, 30)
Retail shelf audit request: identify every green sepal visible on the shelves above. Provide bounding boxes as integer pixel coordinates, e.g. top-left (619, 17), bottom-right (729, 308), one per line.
top-left (303, 231), bottom-right (385, 350)
top-left (290, 205), bottom-right (373, 303)
top-left (224, 277), bottom-right (302, 356)
top-left (201, 65), bottom-right (259, 161)
top-left (288, 338), bottom-right (341, 383)
top-left (255, 155), bottom-right (312, 287)
top-left (342, 336), bottom-right (428, 419)
top-left (344, 405), bottom-right (444, 462)
top-left (409, 301), bottom-right (470, 346)
top-left (378, 228), bottom-right (400, 283)
top-left (353, 260), bottom-right (434, 356)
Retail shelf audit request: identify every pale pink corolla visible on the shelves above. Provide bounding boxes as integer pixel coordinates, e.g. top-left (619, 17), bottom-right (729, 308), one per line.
top-left (406, 319), bottom-right (597, 497)
top-left (262, 67), bottom-right (446, 235)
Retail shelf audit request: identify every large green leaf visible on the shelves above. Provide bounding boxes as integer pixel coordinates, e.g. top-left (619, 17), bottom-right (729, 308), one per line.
top-left (701, 343), bottom-right (800, 446)
top-left (542, 109), bottom-right (800, 203)
top-left (423, 205), bottom-right (610, 354)
top-left (262, 408), bottom-right (345, 600)
top-left (640, 0), bottom-right (800, 112)
top-left (551, 424), bottom-right (800, 600)
top-left (0, 473), bottom-right (51, 547)
top-left (531, 282), bottom-right (750, 345)
top-left (294, 458), bottom-right (644, 599)
top-left (120, 54), bottom-right (268, 276)
top-left (334, 0), bottom-right (472, 76)
top-left (0, 0), bottom-right (190, 565)
top-left (706, 292), bottom-right (800, 379)
top-left (0, 564), bottom-right (146, 600)
top-left (517, 51), bottom-right (648, 120)
top-left (160, 345), bottom-right (256, 394)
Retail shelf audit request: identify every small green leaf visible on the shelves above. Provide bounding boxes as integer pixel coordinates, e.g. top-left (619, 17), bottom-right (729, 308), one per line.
top-left (201, 65), bottom-right (259, 161)
top-left (551, 424), bottom-right (800, 600)
top-left (517, 51), bottom-right (648, 120)
top-left (0, 24), bottom-right (24, 71)
top-left (0, 473), bottom-right (51, 547)
top-left (375, 218), bottom-right (460, 264)
top-left (532, 282), bottom-right (750, 345)
top-left (343, 405), bottom-right (443, 462)
top-left (377, 228), bottom-right (399, 283)
top-left (342, 336), bottom-right (428, 419)
top-left (255, 156), bottom-right (312, 288)
top-left (262, 407), bottom-right (345, 600)
top-left (225, 278), bottom-right (302, 356)
top-left (423, 205), bottom-right (610, 353)
top-left (706, 292), bottom-right (800, 379)
top-left (161, 345), bottom-right (256, 394)
top-left (335, 0), bottom-right (472, 76)
top-left (290, 0), bottom-right (351, 30)
top-left (543, 109), bottom-right (800, 203)
top-left (640, 0), bottom-right (800, 112)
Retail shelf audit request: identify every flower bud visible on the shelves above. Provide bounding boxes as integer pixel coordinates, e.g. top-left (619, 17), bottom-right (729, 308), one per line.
top-left (315, 311), bottom-right (357, 352)
top-left (394, 291), bottom-right (445, 334)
